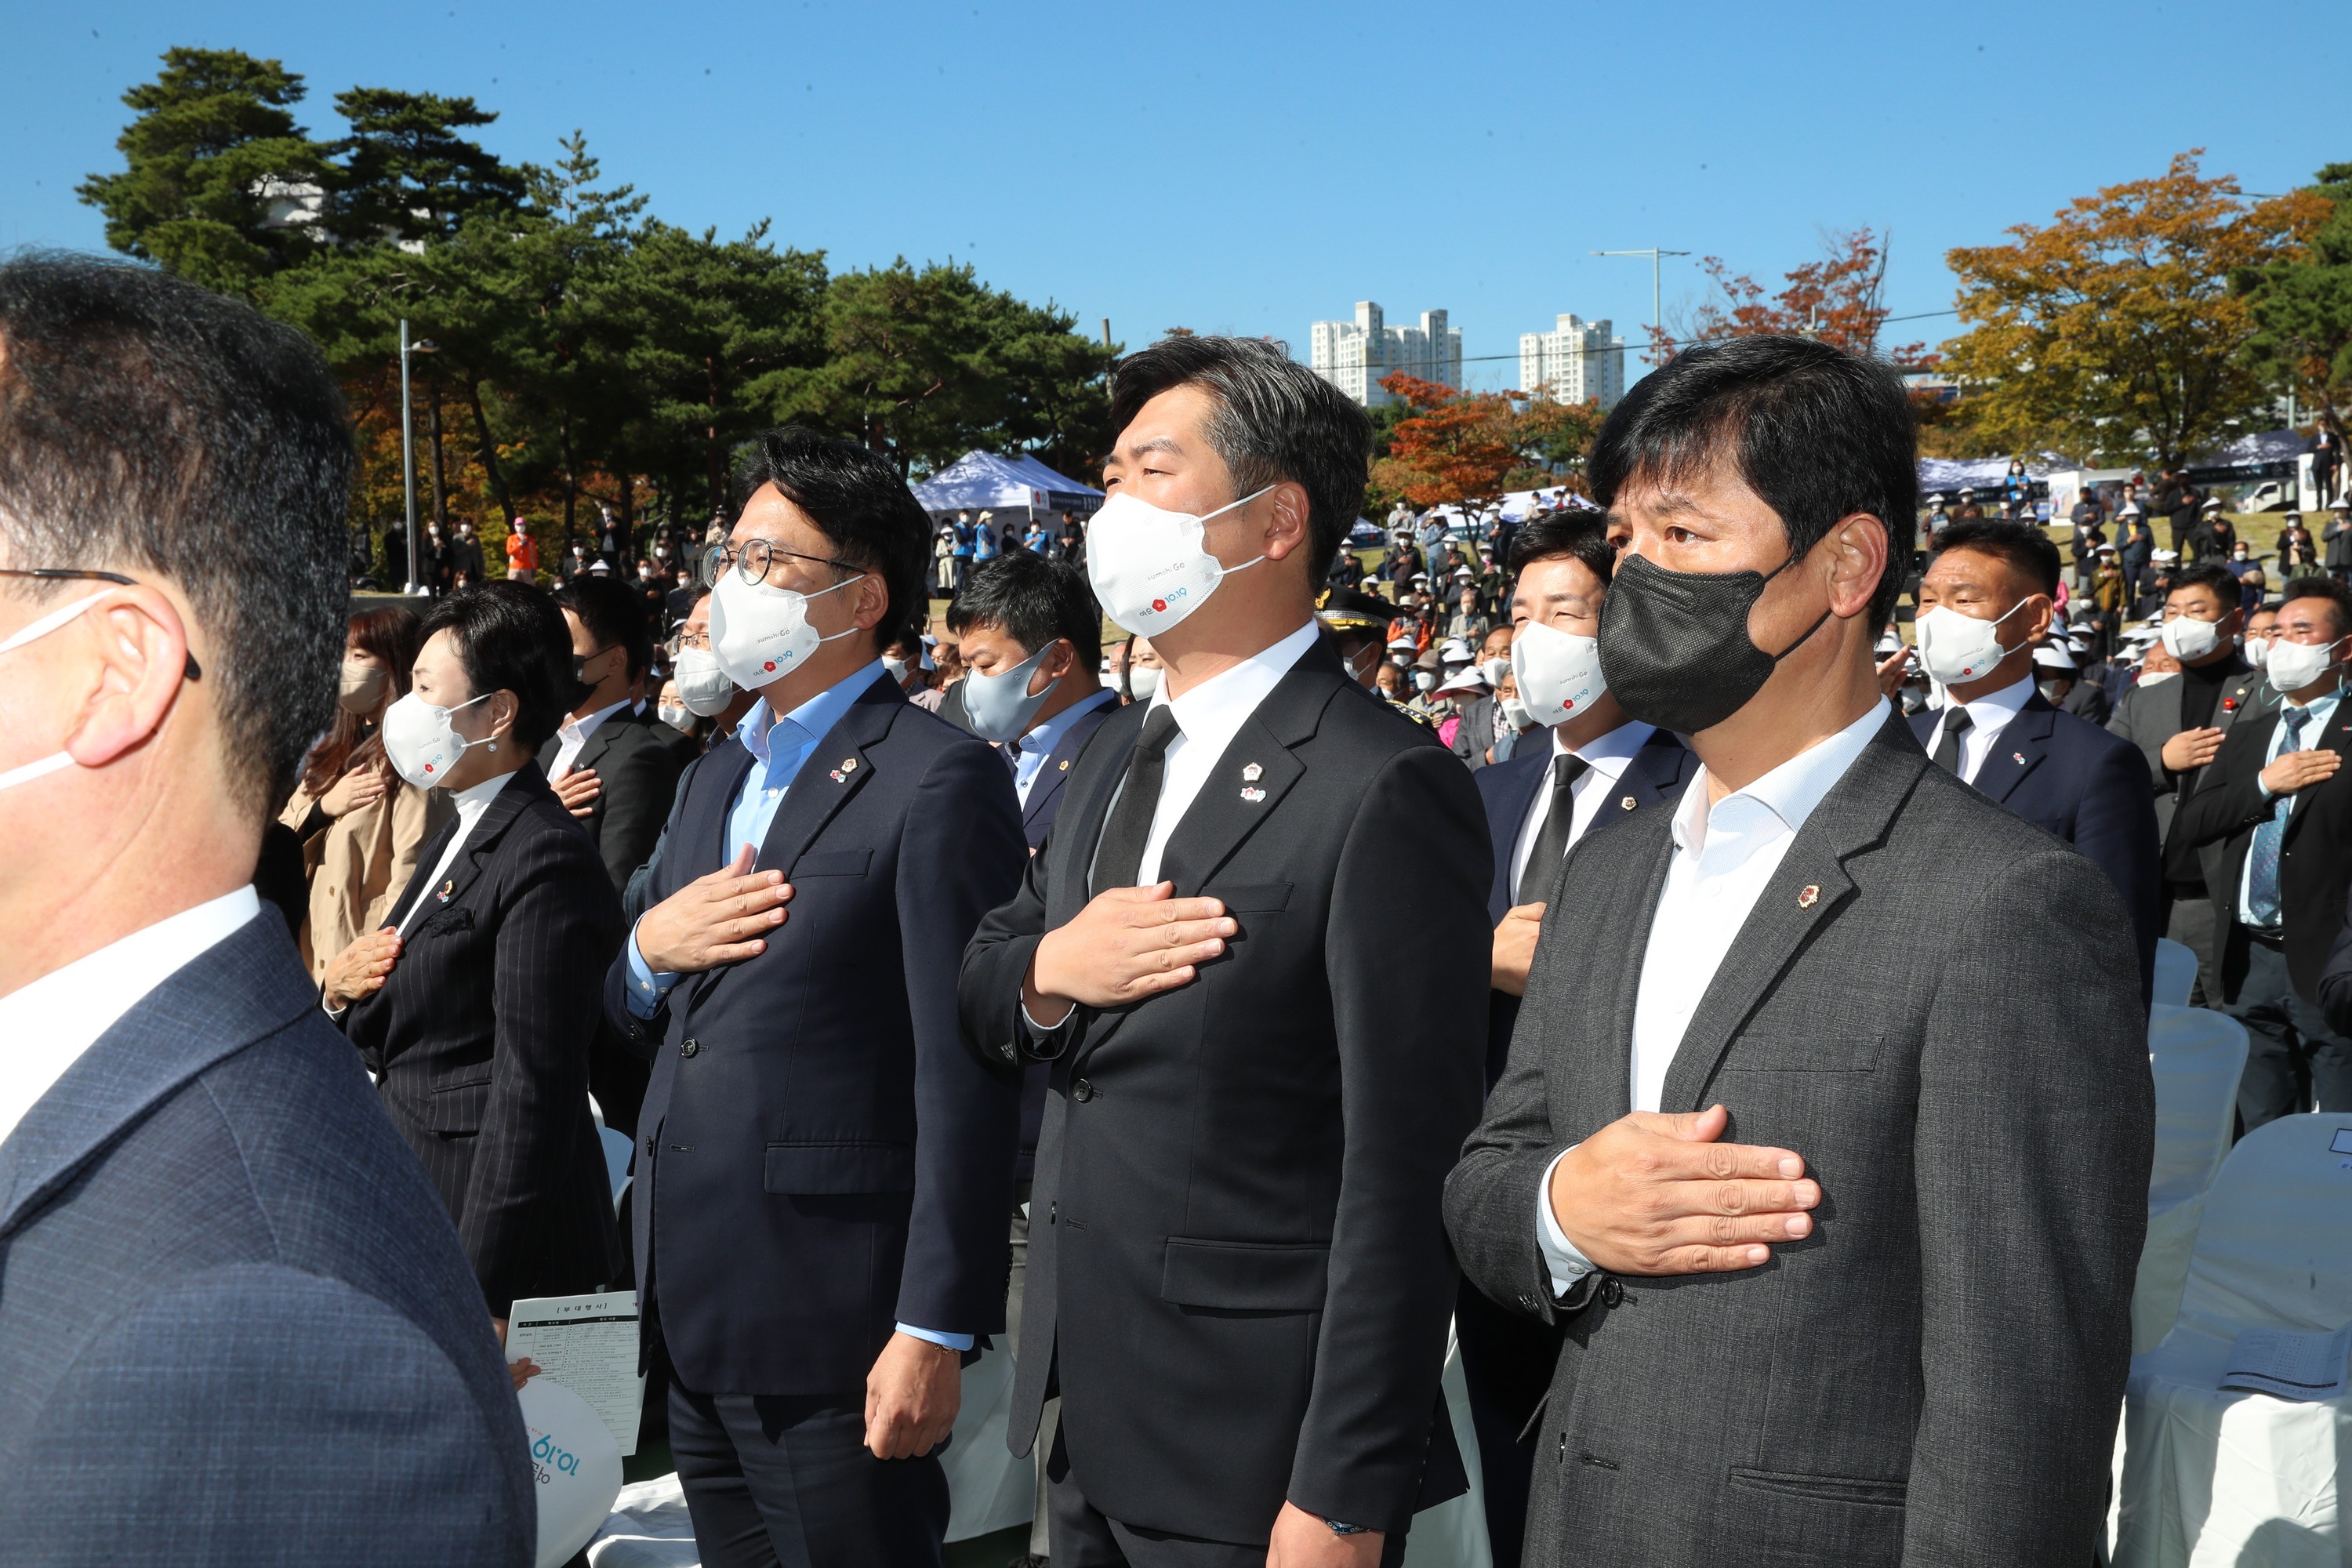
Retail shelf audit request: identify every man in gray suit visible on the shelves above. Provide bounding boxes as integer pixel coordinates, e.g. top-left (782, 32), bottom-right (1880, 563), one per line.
top-left (1445, 336), bottom-right (2152, 1565)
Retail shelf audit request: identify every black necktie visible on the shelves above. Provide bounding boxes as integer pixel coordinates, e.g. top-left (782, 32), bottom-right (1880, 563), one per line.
top-left (1932, 706), bottom-right (1974, 776)
top-left (1515, 753), bottom-right (1591, 905)
top-left (1092, 706), bottom-right (1182, 894)
top-left (998, 742), bottom-right (1020, 775)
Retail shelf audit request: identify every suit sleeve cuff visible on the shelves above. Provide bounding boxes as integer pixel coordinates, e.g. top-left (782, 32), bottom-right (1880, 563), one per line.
top-left (1018, 997), bottom-right (1079, 1058)
top-left (895, 1323), bottom-right (975, 1352)
top-left (1537, 1146), bottom-right (1597, 1298)
top-left (626, 922), bottom-right (678, 1019)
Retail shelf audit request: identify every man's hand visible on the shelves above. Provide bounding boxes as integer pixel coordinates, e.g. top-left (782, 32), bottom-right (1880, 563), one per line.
top-left (633, 845), bottom-right (792, 975)
top-left (552, 766), bottom-right (602, 819)
top-left (2263, 747), bottom-right (2341, 796)
top-left (320, 758), bottom-right (390, 818)
top-left (1548, 1104), bottom-right (1819, 1276)
top-left (864, 1332), bottom-right (960, 1459)
top-left (2161, 726), bottom-right (2225, 773)
top-left (1873, 642), bottom-right (1913, 699)
top-left (1491, 902), bottom-right (1544, 996)
top-left (1267, 1501), bottom-right (1382, 1567)
top-left (1022, 883), bottom-right (1235, 1028)
top-left (322, 927), bottom-right (401, 1010)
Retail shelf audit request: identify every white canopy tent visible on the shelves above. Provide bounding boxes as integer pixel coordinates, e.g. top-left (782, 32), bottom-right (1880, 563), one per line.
top-left (912, 451), bottom-right (1103, 528)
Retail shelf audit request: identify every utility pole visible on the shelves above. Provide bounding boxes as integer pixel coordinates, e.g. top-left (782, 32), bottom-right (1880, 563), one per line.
top-left (1102, 318), bottom-right (1112, 350)
top-left (398, 319), bottom-right (419, 593)
top-left (1592, 249), bottom-right (1690, 363)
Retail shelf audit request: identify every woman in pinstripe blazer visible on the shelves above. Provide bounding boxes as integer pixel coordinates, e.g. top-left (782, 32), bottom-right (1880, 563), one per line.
top-left (325, 583), bottom-right (622, 1332)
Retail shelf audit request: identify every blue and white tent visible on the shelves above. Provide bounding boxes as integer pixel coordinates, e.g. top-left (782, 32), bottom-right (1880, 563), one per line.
top-left (912, 451), bottom-right (1104, 522)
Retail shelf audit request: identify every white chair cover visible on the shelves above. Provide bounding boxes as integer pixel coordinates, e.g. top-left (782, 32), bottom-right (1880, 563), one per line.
top-left (521, 1375), bottom-right (626, 1568)
top-left (2134, 1007), bottom-right (2250, 1354)
top-left (2116, 1114), bottom-right (2352, 1566)
top-left (598, 1126), bottom-right (634, 1213)
top-left (942, 1343), bottom-right (1033, 1541)
top-left (2152, 938), bottom-right (2198, 1008)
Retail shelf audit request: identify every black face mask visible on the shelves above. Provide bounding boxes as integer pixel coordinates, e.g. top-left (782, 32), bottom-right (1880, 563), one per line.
top-left (1596, 546), bottom-right (1833, 734)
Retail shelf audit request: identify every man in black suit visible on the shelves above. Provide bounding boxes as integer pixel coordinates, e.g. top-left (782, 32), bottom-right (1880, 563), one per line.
top-left (1907, 519), bottom-right (2163, 994)
top-left (1446, 336), bottom-right (2149, 1565)
top-left (2176, 574), bottom-right (2352, 1124)
top-left (544, 575), bottom-right (687, 891)
top-left (946, 549), bottom-right (1119, 1568)
top-left (960, 336), bottom-right (1488, 1565)
top-left (608, 426), bottom-right (1026, 1567)
top-left (2107, 561), bottom-right (2273, 1002)
top-left (1465, 506), bottom-right (1696, 1568)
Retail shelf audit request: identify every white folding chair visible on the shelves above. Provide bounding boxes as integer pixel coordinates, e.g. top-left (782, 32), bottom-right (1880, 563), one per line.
top-left (598, 1125), bottom-right (634, 1214)
top-left (2133, 1006), bottom-right (2250, 1353)
top-left (2151, 938), bottom-right (2198, 1008)
top-left (2115, 1114), bottom-right (2352, 1567)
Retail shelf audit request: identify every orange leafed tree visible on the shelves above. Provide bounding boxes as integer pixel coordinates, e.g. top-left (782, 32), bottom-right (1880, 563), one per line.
top-left (1371, 373), bottom-right (1525, 507)
top-left (1650, 227), bottom-right (1928, 365)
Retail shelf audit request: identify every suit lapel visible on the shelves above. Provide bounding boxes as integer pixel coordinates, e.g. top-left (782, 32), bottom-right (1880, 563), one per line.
top-left (568, 707), bottom-right (631, 777)
top-left (1022, 698), bottom-right (1115, 834)
top-left (1656, 713), bottom-right (1928, 1112)
top-left (1614, 730), bottom-right (1694, 817)
top-left (753, 682), bottom-right (904, 879)
top-left (2284, 702), bottom-right (2352, 848)
top-left (426, 764), bottom-right (546, 919)
top-left (383, 815), bottom-right (462, 932)
top-left (1970, 699), bottom-right (2054, 807)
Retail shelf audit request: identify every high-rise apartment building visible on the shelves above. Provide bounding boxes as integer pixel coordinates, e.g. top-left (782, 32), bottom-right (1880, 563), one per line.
top-left (1308, 301), bottom-right (1464, 408)
top-left (1518, 314), bottom-right (1626, 409)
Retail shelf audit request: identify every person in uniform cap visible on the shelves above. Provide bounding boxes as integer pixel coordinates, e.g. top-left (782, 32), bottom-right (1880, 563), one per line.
top-left (1314, 586), bottom-right (1399, 689)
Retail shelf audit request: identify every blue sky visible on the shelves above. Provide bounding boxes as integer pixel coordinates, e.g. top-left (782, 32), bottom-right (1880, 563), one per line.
top-left (7, 0), bottom-right (2347, 390)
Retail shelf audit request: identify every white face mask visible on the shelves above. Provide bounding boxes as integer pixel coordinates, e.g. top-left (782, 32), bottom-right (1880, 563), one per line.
top-left (1510, 619), bottom-right (1608, 728)
top-left (1912, 600), bottom-right (2030, 686)
top-left (1499, 696), bottom-right (1534, 729)
top-left (672, 644), bottom-right (738, 717)
top-left (658, 702), bottom-right (692, 731)
top-left (0, 591), bottom-right (107, 793)
top-left (1123, 664), bottom-right (1162, 701)
top-left (2266, 635), bottom-right (2344, 695)
top-left (1479, 656), bottom-right (1511, 690)
top-left (1411, 670), bottom-right (1436, 693)
top-left (2160, 613), bottom-right (2224, 662)
top-left (2037, 679), bottom-right (2068, 704)
top-left (2242, 637), bottom-right (2271, 668)
top-left (881, 655), bottom-right (910, 684)
top-left (2136, 669), bottom-right (2177, 688)
top-left (708, 568), bottom-right (858, 689)
top-left (381, 691), bottom-right (492, 789)
top-left (1086, 486), bottom-right (1272, 637)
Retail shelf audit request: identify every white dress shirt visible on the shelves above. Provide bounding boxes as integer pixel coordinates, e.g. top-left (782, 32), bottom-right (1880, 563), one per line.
top-left (1506, 720), bottom-right (1659, 901)
top-left (0, 887), bottom-right (259, 1146)
top-left (549, 698), bottom-right (630, 779)
top-left (400, 769), bottom-right (519, 938)
top-left (1922, 675), bottom-right (2033, 783)
top-left (1537, 698), bottom-right (1890, 1291)
top-left (1104, 620), bottom-right (1321, 889)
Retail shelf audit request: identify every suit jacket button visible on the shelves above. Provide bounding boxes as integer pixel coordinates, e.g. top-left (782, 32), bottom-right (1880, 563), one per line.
top-left (1071, 1077), bottom-right (1095, 1102)
top-left (681, 1037), bottom-right (701, 1058)
top-left (643, 1136), bottom-right (654, 1158)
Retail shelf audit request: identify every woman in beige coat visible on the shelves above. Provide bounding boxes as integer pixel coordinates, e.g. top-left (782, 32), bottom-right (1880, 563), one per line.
top-left (279, 605), bottom-right (451, 979)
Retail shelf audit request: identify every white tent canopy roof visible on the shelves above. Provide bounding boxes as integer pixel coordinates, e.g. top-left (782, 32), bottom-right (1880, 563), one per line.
top-left (912, 450), bottom-right (1104, 514)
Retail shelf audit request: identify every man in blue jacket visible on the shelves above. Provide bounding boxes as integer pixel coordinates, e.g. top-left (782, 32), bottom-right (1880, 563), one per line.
top-left (611, 426), bottom-right (1025, 1567)
top-left (1910, 520), bottom-right (2163, 995)
top-left (0, 256), bottom-right (531, 1563)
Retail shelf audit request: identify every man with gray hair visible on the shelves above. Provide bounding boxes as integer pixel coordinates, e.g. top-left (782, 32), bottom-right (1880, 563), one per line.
top-left (0, 255), bottom-right (532, 1561)
top-left (961, 335), bottom-right (1490, 1565)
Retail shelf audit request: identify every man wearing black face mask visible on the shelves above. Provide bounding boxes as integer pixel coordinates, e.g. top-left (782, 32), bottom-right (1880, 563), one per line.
top-left (1445, 336), bottom-right (2150, 1566)
top-left (543, 577), bottom-right (684, 894)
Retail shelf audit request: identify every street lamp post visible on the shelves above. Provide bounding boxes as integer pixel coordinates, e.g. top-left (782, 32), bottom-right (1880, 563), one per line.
top-left (397, 321), bottom-right (438, 594)
top-left (1592, 249), bottom-right (1691, 363)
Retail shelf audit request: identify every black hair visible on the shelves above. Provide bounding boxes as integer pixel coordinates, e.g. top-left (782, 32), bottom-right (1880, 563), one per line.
top-left (1109, 334), bottom-right (1371, 581)
top-left (2168, 562), bottom-right (2242, 610)
top-left (0, 252), bottom-right (353, 818)
top-left (735, 425), bottom-right (928, 652)
top-left (2279, 574), bottom-right (2352, 637)
top-left (1507, 510), bottom-right (1616, 584)
top-left (554, 574), bottom-right (654, 679)
top-left (946, 550), bottom-right (1103, 673)
top-left (1933, 518), bottom-right (2061, 596)
top-left (417, 581), bottom-right (573, 751)
top-left (1588, 334), bottom-right (1918, 628)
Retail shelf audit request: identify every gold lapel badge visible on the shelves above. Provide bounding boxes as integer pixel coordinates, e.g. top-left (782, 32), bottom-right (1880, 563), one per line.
top-left (840, 757), bottom-right (858, 772)
top-left (1242, 762), bottom-right (1264, 782)
top-left (1797, 884), bottom-right (1820, 909)
top-left (437, 879), bottom-right (456, 902)
top-left (1619, 795), bottom-right (1636, 811)
top-left (1058, 758), bottom-right (1071, 771)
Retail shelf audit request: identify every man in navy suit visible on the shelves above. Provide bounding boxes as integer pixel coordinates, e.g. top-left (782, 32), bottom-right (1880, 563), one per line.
top-left (609, 426), bottom-right (1027, 1568)
top-left (1909, 520), bottom-right (2162, 994)
top-left (0, 255), bottom-right (531, 1563)
top-left (945, 548), bottom-right (1118, 1568)
top-left (1462, 508), bottom-right (1697, 1568)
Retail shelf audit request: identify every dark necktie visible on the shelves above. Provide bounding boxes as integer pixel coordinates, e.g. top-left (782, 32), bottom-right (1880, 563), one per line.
top-left (1092, 706), bottom-right (1182, 894)
top-left (998, 742), bottom-right (1020, 775)
top-left (1515, 753), bottom-right (1592, 906)
top-left (2245, 706), bottom-right (2312, 929)
top-left (1932, 706), bottom-right (1974, 776)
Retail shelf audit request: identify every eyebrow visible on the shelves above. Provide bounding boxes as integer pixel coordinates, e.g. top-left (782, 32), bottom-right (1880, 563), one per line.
top-left (1118, 435), bottom-right (1186, 463)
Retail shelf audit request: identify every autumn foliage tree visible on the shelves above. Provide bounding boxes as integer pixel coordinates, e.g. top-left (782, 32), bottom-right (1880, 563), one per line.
top-left (1367, 375), bottom-right (1607, 514)
top-left (2238, 162), bottom-right (2352, 462)
top-left (1653, 228), bottom-right (1927, 365)
top-left (1941, 151), bottom-right (2329, 469)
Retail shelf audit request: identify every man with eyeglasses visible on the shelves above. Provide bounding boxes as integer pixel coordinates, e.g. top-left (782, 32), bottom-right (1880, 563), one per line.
top-left (0, 256), bottom-right (534, 1562)
top-left (608, 426), bottom-right (1025, 1568)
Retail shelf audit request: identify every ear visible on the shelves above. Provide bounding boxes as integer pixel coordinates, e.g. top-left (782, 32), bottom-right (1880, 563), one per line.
top-left (847, 572), bottom-right (890, 634)
top-left (1037, 637), bottom-right (1078, 683)
top-left (1824, 514), bottom-right (1890, 620)
top-left (481, 689), bottom-right (521, 742)
top-left (1258, 481), bottom-right (1314, 563)
top-left (63, 586), bottom-right (195, 769)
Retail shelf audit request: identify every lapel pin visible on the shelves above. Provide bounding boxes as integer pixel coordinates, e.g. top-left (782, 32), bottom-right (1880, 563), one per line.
top-left (840, 757), bottom-right (858, 773)
top-left (1797, 884), bottom-right (1820, 909)
top-left (1620, 795), bottom-right (1636, 811)
top-left (1240, 786), bottom-right (1266, 803)
top-left (1058, 758), bottom-right (1071, 771)
top-left (437, 879), bottom-right (455, 902)
top-left (2013, 751), bottom-right (2025, 764)
top-left (828, 769), bottom-right (844, 782)
top-left (1242, 762), bottom-right (1264, 782)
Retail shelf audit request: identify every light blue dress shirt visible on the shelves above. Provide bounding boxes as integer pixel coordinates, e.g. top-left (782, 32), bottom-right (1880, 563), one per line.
top-left (620, 659), bottom-right (974, 1352)
top-left (1008, 688), bottom-right (1117, 807)
top-left (2238, 684), bottom-right (2341, 930)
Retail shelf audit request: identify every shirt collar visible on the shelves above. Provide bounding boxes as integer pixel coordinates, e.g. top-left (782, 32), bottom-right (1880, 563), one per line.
top-left (1946, 673), bottom-right (2036, 727)
top-left (1675, 698), bottom-right (1889, 855)
top-left (741, 660), bottom-right (889, 768)
top-left (2283, 681), bottom-right (2343, 720)
top-left (450, 766), bottom-right (518, 819)
top-left (557, 698), bottom-right (631, 748)
top-left (1018, 685), bottom-right (1117, 754)
top-left (1552, 718), bottom-right (1657, 779)
top-left (1149, 622), bottom-right (1321, 753)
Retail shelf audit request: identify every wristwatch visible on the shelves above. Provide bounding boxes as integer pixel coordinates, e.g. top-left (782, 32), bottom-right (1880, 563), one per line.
top-left (1323, 1517), bottom-right (1369, 1535)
